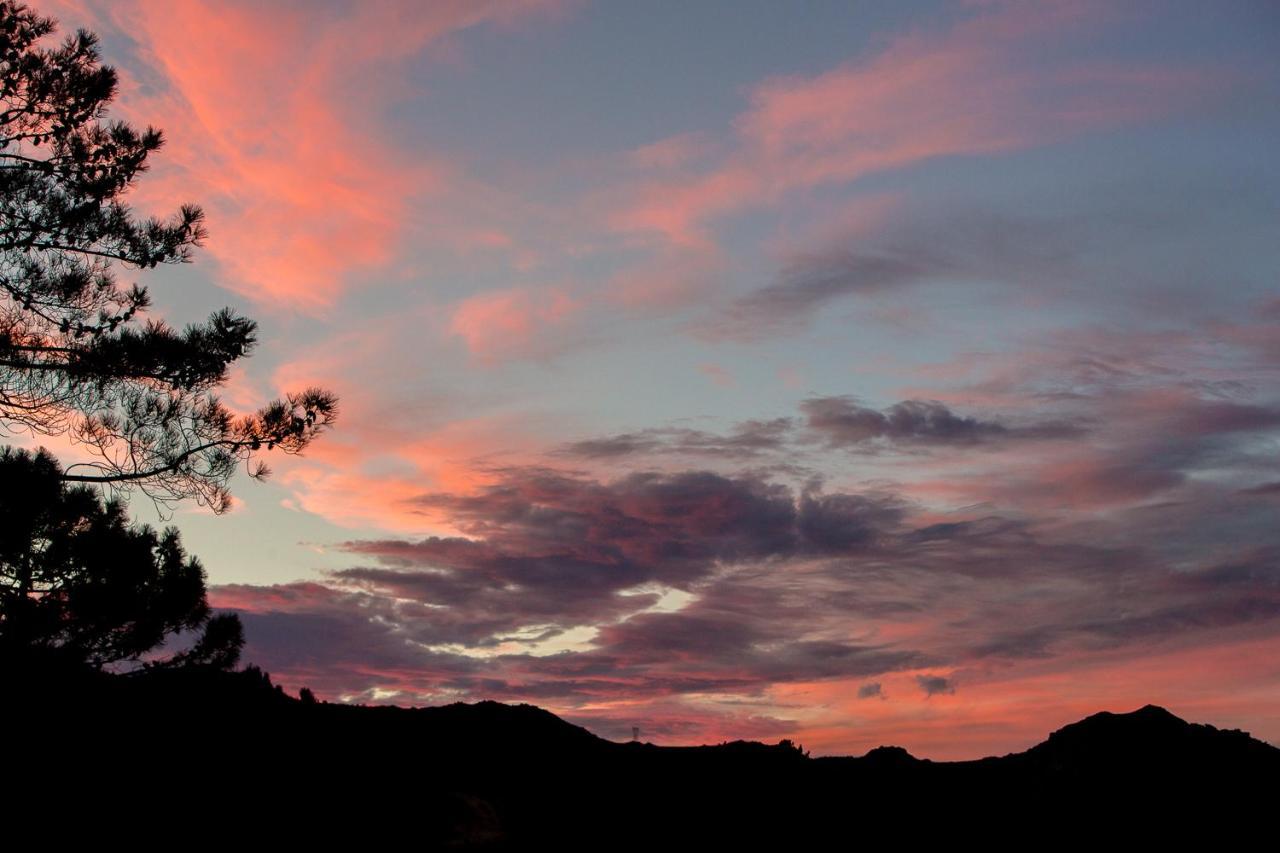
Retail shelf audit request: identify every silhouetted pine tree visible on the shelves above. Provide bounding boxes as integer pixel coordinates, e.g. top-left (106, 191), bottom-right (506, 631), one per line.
top-left (0, 0), bottom-right (336, 513)
top-left (0, 446), bottom-right (243, 672)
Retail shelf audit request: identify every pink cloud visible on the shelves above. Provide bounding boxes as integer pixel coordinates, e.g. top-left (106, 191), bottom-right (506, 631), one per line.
top-left (209, 582), bottom-right (338, 614)
top-left (611, 3), bottom-right (1223, 246)
top-left (449, 286), bottom-right (581, 363)
top-left (262, 396), bottom-right (548, 533)
top-left (50, 0), bottom-right (565, 311)
top-left (698, 364), bottom-right (734, 388)
top-left (604, 245), bottom-right (727, 309)
top-left (627, 133), bottom-right (715, 171)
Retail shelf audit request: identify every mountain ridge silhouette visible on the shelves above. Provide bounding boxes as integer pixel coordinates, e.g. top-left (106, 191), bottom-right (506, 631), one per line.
top-left (6, 667), bottom-right (1275, 844)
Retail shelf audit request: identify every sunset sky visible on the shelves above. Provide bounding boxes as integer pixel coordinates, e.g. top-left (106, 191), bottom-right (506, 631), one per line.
top-left (40, 0), bottom-right (1280, 758)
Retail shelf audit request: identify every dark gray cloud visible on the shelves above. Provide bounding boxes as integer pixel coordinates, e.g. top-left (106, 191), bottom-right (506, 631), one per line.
top-left (559, 432), bottom-right (664, 458)
top-left (590, 609), bottom-right (923, 683)
top-left (801, 396), bottom-right (1082, 449)
top-left (213, 372), bottom-right (1280, 742)
top-left (216, 584), bottom-right (488, 702)
top-left (697, 178), bottom-right (1280, 343)
top-left (1168, 400), bottom-right (1280, 436)
top-left (558, 418), bottom-right (793, 460)
top-left (916, 675), bottom-right (955, 697)
top-left (700, 250), bottom-right (932, 341)
top-left (1240, 482), bottom-right (1280, 497)
top-left (222, 505), bottom-right (1280, 705)
top-left (333, 469), bottom-right (907, 648)
top-left (557, 397), bottom-right (1082, 463)
top-left (215, 477), bottom-right (1280, 741)
top-left (857, 682), bottom-right (884, 700)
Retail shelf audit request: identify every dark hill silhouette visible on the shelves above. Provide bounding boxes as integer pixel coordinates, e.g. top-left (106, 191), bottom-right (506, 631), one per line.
top-left (1011, 703), bottom-right (1280, 777)
top-left (5, 666), bottom-right (1276, 845)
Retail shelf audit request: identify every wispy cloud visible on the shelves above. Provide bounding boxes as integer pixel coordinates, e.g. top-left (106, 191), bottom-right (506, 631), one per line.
top-left (55, 0), bottom-right (567, 310)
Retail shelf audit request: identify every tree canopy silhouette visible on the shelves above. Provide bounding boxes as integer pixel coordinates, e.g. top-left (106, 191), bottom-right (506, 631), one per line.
top-left (0, 0), bottom-right (336, 513)
top-left (0, 445), bottom-right (242, 671)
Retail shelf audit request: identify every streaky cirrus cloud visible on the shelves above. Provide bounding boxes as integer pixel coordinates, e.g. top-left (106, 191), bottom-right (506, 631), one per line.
top-left (49, 0), bottom-right (567, 310)
top-left (555, 397), bottom-right (1079, 462)
top-left (801, 396), bottom-right (1083, 448)
top-left (699, 172), bottom-right (1280, 342)
top-left (702, 250), bottom-right (930, 341)
top-left (611, 2), bottom-right (1226, 247)
top-left (557, 417), bottom-right (794, 461)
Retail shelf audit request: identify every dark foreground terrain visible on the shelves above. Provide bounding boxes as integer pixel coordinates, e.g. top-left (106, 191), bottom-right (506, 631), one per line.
top-left (6, 666), bottom-right (1277, 846)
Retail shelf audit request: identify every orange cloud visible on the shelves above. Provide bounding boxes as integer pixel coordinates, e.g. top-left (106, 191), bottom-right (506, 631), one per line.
top-left (265, 348), bottom-right (551, 531)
